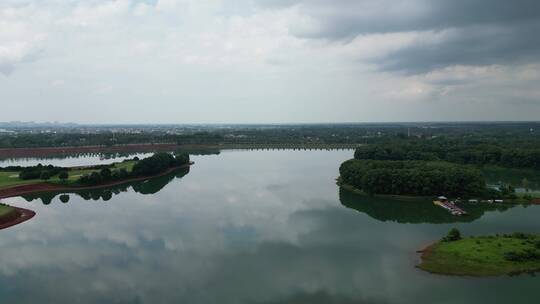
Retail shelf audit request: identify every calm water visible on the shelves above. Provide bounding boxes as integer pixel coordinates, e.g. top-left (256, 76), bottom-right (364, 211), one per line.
top-left (1, 150), bottom-right (540, 304)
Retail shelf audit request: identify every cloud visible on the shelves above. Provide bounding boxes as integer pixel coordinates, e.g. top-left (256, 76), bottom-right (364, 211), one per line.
top-left (256, 0), bottom-right (540, 74)
top-left (373, 22), bottom-right (540, 74)
top-left (0, 0), bottom-right (538, 122)
top-left (0, 6), bottom-right (45, 75)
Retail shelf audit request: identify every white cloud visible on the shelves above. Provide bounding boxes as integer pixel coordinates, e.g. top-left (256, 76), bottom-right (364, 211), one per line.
top-left (0, 5), bottom-right (46, 75)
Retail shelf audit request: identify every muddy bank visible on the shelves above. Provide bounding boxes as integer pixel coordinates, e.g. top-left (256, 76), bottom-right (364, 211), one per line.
top-left (0, 207), bottom-right (36, 230)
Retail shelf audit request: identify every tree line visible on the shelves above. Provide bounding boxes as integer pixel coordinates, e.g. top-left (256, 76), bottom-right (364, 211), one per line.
top-left (354, 138), bottom-right (540, 170)
top-left (1, 123), bottom-right (538, 150)
top-left (339, 159), bottom-right (486, 197)
top-left (77, 153), bottom-right (190, 186)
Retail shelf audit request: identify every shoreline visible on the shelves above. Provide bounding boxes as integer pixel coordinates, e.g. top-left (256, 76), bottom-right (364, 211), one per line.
top-left (0, 143), bottom-right (359, 159)
top-left (339, 182), bottom-right (540, 205)
top-left (339, 183), bottom-right (439, 202)
top-left (0, 162), bottom-right (192, 199)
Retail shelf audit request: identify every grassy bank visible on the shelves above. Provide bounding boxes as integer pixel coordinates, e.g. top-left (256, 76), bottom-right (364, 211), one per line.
top-left (419, 233), bottom-right (540, 276)
top-left (0, 204), bottom-right (15, 218)
top-left (0, 160), bottom-right (136, 190)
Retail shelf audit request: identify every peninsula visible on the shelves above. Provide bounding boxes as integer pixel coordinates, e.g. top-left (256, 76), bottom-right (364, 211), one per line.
top-left (0, 152), bottom-right (191, 229)
top-left (418, 229), bottom-right (540, 276)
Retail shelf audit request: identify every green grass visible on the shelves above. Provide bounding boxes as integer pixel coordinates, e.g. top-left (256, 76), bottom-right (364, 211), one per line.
top-left (0, 160), bottom-right (137, 189)
top-left (419, 234), bottom-right (540, 276)
top-left (0, 171), bottom-right (37, 188)
top-left (0, 204), bottom-right (15, 218)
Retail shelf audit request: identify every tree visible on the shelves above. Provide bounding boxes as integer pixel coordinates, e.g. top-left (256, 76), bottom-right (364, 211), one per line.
top-left (89, 172), bottom-right (102, 185)
top-left (132, 153), bottom-right (177, 176)
top-left (100, 168), bottom-right (112, 180)
top-left (174, 153), bottom-right (190, 165)
top-left (59, 171), bottom-right (69, 182)
top-left (442, 228), bottom-right (462, 242)
top-left (40, 171), bottom-right (52, 180)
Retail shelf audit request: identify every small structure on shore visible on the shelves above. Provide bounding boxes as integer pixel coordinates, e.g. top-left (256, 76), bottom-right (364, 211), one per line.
top-left (433, 196), bottom-right (467, 216)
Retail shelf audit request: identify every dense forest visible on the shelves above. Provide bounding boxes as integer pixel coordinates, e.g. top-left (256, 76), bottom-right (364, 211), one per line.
top-left (354, 137), bottom-right (540, 170)
top-left (339, 130), bottom-right (540, 197)
top-left (339, 159), bottom-right (486, 197)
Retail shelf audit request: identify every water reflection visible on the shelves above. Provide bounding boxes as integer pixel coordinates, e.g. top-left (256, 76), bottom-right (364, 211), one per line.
top-left (1, 151), bottom-right (539, 304)
top-left (19, 167), bottom-right (190, 205)
top-left (339, 187), bottom-right (516, 224)
top-left (0, 152), bottom-right (153, 167)
top-left (482, 167), bottom-right (540, 192)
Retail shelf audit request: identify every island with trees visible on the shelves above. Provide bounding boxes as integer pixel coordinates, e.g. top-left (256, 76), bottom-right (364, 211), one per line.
top-left (418, 229), bottom-right (540, 276)
top-left (0, 152), bottom-right (192, 229)
top-left (339, 136), bottom-right (540, 203)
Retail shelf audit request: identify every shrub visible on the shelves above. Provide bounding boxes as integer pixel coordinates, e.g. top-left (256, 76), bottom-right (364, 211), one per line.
top-left (59, 171), bottom-right (69, 181)
top-left (40, 171), bottom-right (52, 180)
top-left (89, 172), bottom-right (102, 185)
top-left (174, 153), bottom-right (190, 165)
top-left (504, 249), bottom-right (540, 262)
top-left (512, 232), bottom-right (531, 240)
top-left (442, 228), bottom-right (462, 242)
top-left (19, 169), bottom-right (42, 180)
top-left (504, 251), bottom-right (521, 262)
top-left (100, 168), bottom-right (112, 180)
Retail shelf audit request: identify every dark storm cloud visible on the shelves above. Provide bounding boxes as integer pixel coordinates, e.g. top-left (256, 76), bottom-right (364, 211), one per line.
top-left (257, 0), bottom-right (540, 73)
top-left (375, 21), bottom-right (540, 74)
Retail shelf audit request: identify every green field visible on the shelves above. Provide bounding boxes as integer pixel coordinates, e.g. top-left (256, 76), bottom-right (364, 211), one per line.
top-left (419, 234), bottom-right (540, 276)
top-left (0, 204), bottom-right (15, 218)
top-left (0, 160), bottom-right (136, 189)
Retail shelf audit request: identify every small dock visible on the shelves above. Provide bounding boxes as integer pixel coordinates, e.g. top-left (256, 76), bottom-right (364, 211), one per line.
top-left (433, 196), bottom-right (467, 216)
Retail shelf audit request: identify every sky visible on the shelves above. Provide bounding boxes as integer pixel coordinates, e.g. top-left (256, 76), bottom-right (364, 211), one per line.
top-left (1, 0), bottom-right (540, 124)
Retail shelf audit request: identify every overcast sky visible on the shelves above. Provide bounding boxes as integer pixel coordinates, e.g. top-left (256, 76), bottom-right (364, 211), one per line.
top-left (1, 0), bottom-right (540, 124)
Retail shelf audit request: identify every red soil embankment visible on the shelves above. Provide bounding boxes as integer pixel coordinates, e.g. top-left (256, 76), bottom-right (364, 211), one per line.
top-left (0, 143), bottom-right (180, 159)
top-left (0, 207), bottom-right (36, 230)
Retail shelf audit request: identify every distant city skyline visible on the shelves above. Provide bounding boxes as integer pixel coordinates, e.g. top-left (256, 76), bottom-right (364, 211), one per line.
top-left (1, 0), bottom-right (540, 123)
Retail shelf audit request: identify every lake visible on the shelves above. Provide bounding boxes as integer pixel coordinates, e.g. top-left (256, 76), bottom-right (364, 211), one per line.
top-left (1, 150), bottom-right (539, 303)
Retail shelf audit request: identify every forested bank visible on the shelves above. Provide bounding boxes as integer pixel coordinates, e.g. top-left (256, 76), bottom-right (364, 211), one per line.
top-left (340, 132), bottom-right (540, 198)
top-left (339, 159), bottom-right (486, 197)
top-left (353, 137), bottom-right (540, 170)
